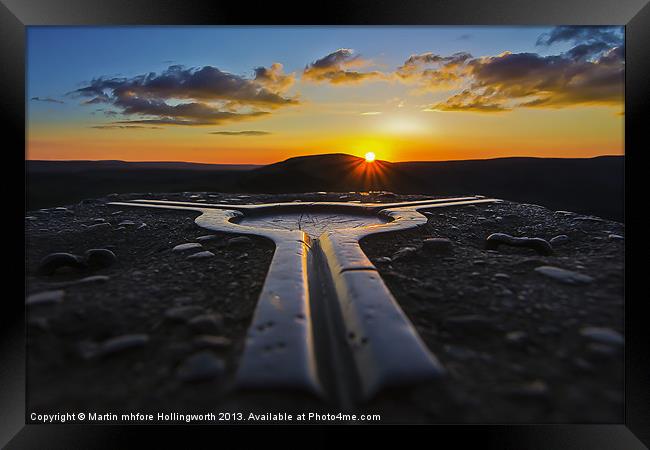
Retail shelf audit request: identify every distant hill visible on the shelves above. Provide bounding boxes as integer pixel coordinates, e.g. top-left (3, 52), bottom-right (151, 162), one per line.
top-left (240, 153), bottom-right (623, 221)
top-left (28, 160), bottom-right (259, 173)
top-left (26, 154), bottom-right (624, 221)
top-left (240, 153), bottom-right (420, 193)
top-left (26, 160), bottom-right (258, 210)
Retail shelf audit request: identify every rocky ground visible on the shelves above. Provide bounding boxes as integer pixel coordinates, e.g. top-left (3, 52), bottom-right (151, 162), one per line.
top-left (360, 200), bottom-right (624, 423)
top-left (25, 192), bottom-right (624, 423)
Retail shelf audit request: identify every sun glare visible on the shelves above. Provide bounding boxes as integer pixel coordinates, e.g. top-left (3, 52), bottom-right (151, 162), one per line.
top-left (365, 152), bottom-right (376, 163)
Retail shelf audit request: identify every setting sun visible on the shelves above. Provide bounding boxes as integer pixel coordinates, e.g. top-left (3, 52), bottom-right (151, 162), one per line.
top-left (365, 152), bottom-right (376, 163)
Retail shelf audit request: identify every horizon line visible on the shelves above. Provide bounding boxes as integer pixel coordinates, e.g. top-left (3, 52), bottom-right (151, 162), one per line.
top-left (26, 153), bottom-right (625, 166)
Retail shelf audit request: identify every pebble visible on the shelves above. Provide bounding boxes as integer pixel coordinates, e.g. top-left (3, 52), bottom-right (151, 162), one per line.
top-left (505, 331), bottom-right (528, 345)
top-left (373, 256), bottom-right (392, 264)
top-left (188, 314), bottom-right (224, 333)
top-left (579, 326), bottom-right (624, 346)
top-left (38, 253), bottom-right (85, 275)
top-left (187, 251), bottom-right (215, 260)
top-left (48, 275), bottom-right (111, 289)
top-left (391, 246), bottom-right (418, 261)
top-left (117, 220), bottom-right (136, 226)
top-left (72, 275), bottom-right (110, 285)
top-left (111, 210), bottom-right (123, 215)
top-left (196, 235), bottom-right (218, 241)
top-left (87, 222), bottom-right (111, 230)
top-left (26, 289), bottom-right (64, 306)
top-left (84, 248), bottom-right (117, 268)
top-left (422, 237), bottom-right (453, 254)
top-left (227, 236), bottom-right (253, 247)
top-left (194, 335), bottom-right (232, 349)
top-left (99, 334), bottom-right (149, 357)
top-left (534, 266), bottom-right (594, 285)
top-left (172, 243), bottom-right (202, 252)
top-left (550, 235), bottom-right (570, 246)
top-left (137, 223), bottom-right (147, 230)
top-left (486, 233), bottom-right (553, 256)
top-left (608, 234), bottom-right (624, 241)
top-left (165, 306), bottom-right (204, 322)
top-left (176, 351), bottom-right (225, 382)
top-left (494, 273), bottom-right (511, 281)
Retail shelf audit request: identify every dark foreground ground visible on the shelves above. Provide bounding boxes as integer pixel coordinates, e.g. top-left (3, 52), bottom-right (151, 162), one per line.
top-left (25, 192), bottom-right (624, 423)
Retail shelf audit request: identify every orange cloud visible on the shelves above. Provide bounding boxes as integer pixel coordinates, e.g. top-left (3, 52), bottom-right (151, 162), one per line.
top-left (302, 49), bottom-right (387, 85)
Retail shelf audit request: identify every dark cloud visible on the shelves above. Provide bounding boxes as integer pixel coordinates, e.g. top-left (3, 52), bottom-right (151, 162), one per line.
top-left (564, 41), bottom-right (611, 61)
top-left (90, 125), bottom-right (162, 130)
top-left (418, 27), bottom-right (624, 112)
top-left (536, 25), bottom-right (623, 47)
top-left (400, 52), bottom-right (472, 69)
top-left (209, 130), bottom-right (271, 136)
top-left (71, 64), bottom-right (298, 126)
top-left (31, 97), bottom-right (64, 104)
top-left (82, 94), bottom-right (111, 105)
top-left (303, 49), bottom-right (386, 84)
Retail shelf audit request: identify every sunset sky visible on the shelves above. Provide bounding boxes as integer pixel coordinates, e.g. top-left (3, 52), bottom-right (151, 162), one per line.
top-left (27, 26), bottom-right (624, 164)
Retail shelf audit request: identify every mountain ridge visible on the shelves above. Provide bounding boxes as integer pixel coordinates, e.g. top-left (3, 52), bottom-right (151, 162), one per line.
top-left (27, 153), bottom-right (624, 221)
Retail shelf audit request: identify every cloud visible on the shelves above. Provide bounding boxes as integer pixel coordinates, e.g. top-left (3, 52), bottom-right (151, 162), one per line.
top-left (254, 63), bottom-right (295, 93)
top-left (396, 52), bottom-right (473, 91)
top-left (209, 130), bottom-right (271, 136)
top-left (71, 64), bottom-right (298, 126)
top-left (417, 27), bottom-right (624, 112)
top-left (303, 49), bottom-right (386, 84)
top-left (360, 111), bottom-right (382, 115)
top-left (90, 125), bottom-right (162, 129)
top-left (536, 25), bottom-right (623, 47)
top-left (31, 97), bottom-right (64, 104)
top-left (429, 89), bottom-right (510, 112)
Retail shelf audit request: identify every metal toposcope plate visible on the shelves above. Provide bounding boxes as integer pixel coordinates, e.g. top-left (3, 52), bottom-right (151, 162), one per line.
top-left (109, 196), bottom-right (499, 405)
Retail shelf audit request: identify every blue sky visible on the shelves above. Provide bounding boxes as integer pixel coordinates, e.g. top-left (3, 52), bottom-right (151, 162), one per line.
top-left (28, 26), bottom-right (556, 103)
top-left (26, 26), bottom-right (624, 163)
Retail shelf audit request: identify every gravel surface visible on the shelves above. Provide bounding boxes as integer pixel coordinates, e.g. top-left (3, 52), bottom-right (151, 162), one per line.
top-left (26, 193), bottom-right (274, 413)
top-left (26, 192), bottom-right (624, 423)
top-left (360, 200), bottom-right (624, 423)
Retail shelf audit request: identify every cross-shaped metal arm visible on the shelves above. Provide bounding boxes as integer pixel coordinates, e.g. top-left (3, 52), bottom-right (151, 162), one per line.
top-left (109, 196), bottom-right (499, 405)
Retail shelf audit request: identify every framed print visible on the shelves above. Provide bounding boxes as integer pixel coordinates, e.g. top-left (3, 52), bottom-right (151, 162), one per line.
top-left (2, 0), bottom-right (648, 447)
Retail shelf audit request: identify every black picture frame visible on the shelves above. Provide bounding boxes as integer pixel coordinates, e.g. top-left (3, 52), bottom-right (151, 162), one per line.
top-left (3, 0), bottom-right (647, 447)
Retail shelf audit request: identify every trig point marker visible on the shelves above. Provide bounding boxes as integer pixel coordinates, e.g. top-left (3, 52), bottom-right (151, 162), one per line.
top-left (110, 195), bottom-right (499, 406)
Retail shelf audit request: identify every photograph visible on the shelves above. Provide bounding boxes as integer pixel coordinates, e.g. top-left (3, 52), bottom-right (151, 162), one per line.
top-left (23, 24), bottom-right (627, 425)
